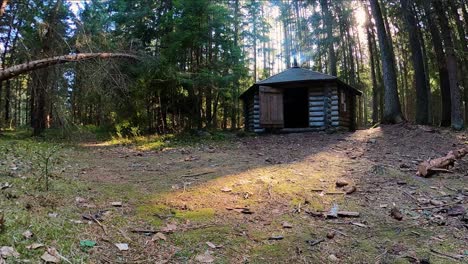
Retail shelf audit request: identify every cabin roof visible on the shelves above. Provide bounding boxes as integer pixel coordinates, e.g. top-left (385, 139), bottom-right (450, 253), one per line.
top-left (240, 66), bottom-right (362, 99)
top-left (257, 66), bottom-right (336, 84)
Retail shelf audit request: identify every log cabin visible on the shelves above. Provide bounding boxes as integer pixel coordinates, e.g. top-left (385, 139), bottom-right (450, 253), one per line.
top-left (240, 64), bottom-right (362, 133)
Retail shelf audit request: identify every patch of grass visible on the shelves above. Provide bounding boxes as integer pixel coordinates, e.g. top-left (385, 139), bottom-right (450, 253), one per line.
top-left (136, 204), bottom-right (174, 227)
top-left (172, 225), bottom-right (246, 263)
top-left (175, 208), bottom-right (215, 222)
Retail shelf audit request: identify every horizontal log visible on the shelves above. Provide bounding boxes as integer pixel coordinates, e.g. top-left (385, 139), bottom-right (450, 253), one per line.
top-left (309, 106), bottom-right (325, 111)
top-left (310, 121), bottom-right (325, 126)
top-left (309, 116), bottom-right (324, 121)
top-left (309, 101), bottom-right (324, 106)
top-left (309, 112), bottom-right (325, 117)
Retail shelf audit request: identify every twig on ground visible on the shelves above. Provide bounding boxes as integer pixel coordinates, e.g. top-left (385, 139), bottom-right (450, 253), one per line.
top-left (91, 215), bottom-right (108, 235)
top-left (411, 201), bottom-right (463, 211)
top-left (430, 248), bottom-right (463, 261)
top-left (181, 171), bottom-right (215, 177)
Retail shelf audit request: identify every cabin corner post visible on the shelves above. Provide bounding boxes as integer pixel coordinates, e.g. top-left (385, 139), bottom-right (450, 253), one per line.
top-left (253, 90), bottom-right (264, 133)
top-left (350, 93), bottom-right (357, 131)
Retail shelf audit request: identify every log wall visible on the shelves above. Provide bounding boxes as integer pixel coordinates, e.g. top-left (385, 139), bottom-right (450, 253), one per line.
top-left (244, 90), bottom-right (265, 132)
top-left (308, 85), bottom-right (339, 129)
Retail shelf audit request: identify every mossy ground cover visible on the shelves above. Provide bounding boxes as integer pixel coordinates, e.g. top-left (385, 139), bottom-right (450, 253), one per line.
top-left (0, 126), bottom-right (466, 263)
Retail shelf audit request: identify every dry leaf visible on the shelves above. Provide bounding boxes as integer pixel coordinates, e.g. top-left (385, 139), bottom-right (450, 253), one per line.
top-left (26, 243), bottom-right (44, 250)
top-left (41, 252), bottom-right (60, 263)
top-left (115, 243), bottom-right (129, 251)
top-left (161, 223), bottom-right (177, 233)
top-left (206, 242), bottom-right (216, 249)
top-left (0, 246), bottom-right (20, 258)
top-left (22, 230), bottom-right (33, 239)
top-left (152, 232), bottom-right (167, 241)
top-left (195, 251), bottom-right (215, 263)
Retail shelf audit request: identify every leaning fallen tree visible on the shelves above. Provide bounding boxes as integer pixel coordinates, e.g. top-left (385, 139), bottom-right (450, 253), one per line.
top-left (0, 53), bottom-right (139, 81)
top-left (417, 147), bottom-right (468, 177)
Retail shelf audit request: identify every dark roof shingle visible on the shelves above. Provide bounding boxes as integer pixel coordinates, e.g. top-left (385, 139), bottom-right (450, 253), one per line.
top-left (256, 67), bottom-right (336, 85)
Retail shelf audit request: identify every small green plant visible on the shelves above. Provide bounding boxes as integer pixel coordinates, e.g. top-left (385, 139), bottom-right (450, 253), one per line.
top-left (34, 145), bottom-right (62, 191)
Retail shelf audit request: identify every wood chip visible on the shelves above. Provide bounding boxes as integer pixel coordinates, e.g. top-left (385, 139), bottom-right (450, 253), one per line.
top-left (220, 187), bottom-right (232, 192)
top-left (111, 202), bottom-right (123, 207)
top-left (115, 243), bottom-right (129, 251)
top-left (206, 242), bottom-right (217, 249)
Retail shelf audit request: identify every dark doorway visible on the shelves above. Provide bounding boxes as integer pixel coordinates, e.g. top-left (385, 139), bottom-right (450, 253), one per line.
top-left (283, 87), bottom-right (309, 128)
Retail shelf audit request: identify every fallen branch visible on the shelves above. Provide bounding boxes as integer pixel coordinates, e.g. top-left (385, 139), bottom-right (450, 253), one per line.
top-left (0, 53), bottom-right (140, 81)
top-left (430, 248), bottom-right (464, 261)
top-left (181, 171), bottom-right (215, 177)
top-left (417, 147), bottom-right (468, 177)
top-left (411, 200), bottom-right (463, 211)
top-left (91, 215), bottom-right (108, 235)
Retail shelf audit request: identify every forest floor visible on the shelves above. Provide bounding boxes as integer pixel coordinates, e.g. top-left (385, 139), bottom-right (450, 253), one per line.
top-left (0, 124), bottom-right (467, 263)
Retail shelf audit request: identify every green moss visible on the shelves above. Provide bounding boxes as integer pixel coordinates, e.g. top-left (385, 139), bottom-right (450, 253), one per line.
top-left (175, 208), bottom-right (215, 222)
top-left (171, 225), bottom-right (246, 263)
top-left (136, 204), bottom-right (174, 227)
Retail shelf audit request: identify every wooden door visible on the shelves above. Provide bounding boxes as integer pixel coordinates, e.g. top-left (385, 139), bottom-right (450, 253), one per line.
top-left (259, 86), bottom-right (284, 127)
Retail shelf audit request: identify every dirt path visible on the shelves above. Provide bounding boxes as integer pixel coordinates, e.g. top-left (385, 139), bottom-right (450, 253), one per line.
top-left (65, 125), bottom-right (467, 263)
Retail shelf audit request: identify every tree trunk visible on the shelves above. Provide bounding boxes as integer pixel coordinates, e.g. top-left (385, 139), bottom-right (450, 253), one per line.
top-left (0, 0), bottom-right (7, 17)
top-left (448, 0), bottom-right (468, 123)
top-left (422, 0), bottom-right (451, 126)
top-left (369, 0), bottom-right (404, 123)
top-left (433, 0), bottom-right (464, 130)
top-left (401, 0), bottom-right (429, 124)
top-left (367, 24), bottom-right (379, 125)
top-left (320, 0), bottom-right (337, 76)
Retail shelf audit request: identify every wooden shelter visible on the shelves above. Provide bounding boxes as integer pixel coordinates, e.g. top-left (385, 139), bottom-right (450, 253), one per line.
top-left (240, 65), bottom-right (362, 133)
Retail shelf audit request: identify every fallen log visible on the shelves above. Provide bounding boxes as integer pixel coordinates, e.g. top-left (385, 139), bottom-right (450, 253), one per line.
top-left (417, 147), bottom-right (468, 177)
top-left (0, 53), bottom-right (140, 81)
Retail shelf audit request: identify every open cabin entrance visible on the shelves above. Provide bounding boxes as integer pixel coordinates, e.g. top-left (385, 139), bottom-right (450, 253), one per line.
top-left (283, 87), bottom-right (309, 128)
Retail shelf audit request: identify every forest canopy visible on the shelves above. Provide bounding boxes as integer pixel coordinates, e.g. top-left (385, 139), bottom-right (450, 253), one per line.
top-left (0, 0), bottom-right (467, 136)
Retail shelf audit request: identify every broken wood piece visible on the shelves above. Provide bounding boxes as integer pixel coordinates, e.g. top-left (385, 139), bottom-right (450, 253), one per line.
top-left (350, 222), bottom-right (368, 228)
top-left (337, 211), bottom-right (360, 217)
top-left (417, 147), bottom-right (468, 177)
top-left (268, 235), bottom-right (284, 240)
top-left (181, 171), bottom-right (215, 178)
top-left (343, 186), bottom-right (356, 194)
top-left (306, 238), bottom-right (325, 246)
top-left (327, 211), bottom-right (360, 218)
top-left (335, 179), bottom-right (349, 187)
top-left (390, 207), bottom-right (403, 221)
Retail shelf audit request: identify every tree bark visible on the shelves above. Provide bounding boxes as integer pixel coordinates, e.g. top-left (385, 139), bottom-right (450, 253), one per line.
top-left (320, 0), bottom-right (337, 76)
top-left (447, 0), bottom-right (468, 124)
top-left (422, 1), bottom-right (451, 126)
top-left (0, 53), bottom-right (139, 82)
top-left (401, 0), bottom-right (429, 124)
top-left (433, 0), bottom-right (464, 130)
top-left (369, 0), bottom-right (404, 123)
top-left (0, 0), bottom-right (7, 17)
